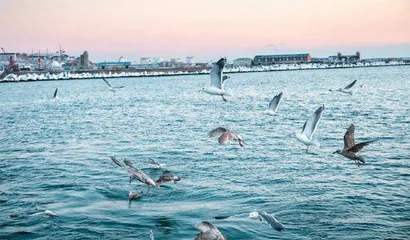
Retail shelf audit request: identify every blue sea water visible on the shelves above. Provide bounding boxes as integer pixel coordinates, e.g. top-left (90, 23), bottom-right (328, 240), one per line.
top-left (0, 66), bottom-right (409, 240)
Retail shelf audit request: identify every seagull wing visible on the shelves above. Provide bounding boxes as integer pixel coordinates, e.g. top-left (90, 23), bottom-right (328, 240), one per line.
top-left (257, 211), bottom-right (284, 232)
top-left (208, 127), bottom-right (228, 137)
top-left (148, 158), bottom-right (161, 166)
top-left (102, 77), bottom-right (113, 88)
top-left (210, 58), bottom-right (226, 90)
top-left (123, 159), bottom-right (155, 184)
top-left (218, 132), bottom-right (235, 144)
top-left (53, 88), bottom-right (58, 98)
top-left (348, 140), bottom-right (377, 153)
top-left (343, 124), bottom-right (355, 149)
top-left (301, 105), bottom-right (325, 139)
top-left (110, 157), bottom-right (124, 167)
top-left (268, 92), bottom-right (283, 112)
top-left (344, 80), bottom-right (357, 89)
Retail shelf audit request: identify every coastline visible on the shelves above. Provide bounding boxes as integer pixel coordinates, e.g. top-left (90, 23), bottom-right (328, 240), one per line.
top-left (1, 61), bottom-right (409, 83)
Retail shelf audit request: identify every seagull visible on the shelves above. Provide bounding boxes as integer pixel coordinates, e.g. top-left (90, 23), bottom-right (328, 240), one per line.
top-left (128, 190), bottom-right (143, 200)
top-left (102, 77), bottom-right (124, 92)
top-left (110, 157), bottom-right (157, 192)
top-left (53, 88), bottom-right (58, 98)
top-left (333, 124), bottom-right (378, 166)
top-left (254, 211), bottom-right (285, 232)
top-left (31, 209), bottom-right (58, 218)
top-left (208, 127), bottom-right (244, 147)
top-left (199, 58), bottom-right (230, 102)
top-left (155, 170), bottom-right (181, 186)
top-left (296, 105), bottom-right (325, 152)
top-left (195, 221), bottom-right (226, 240)
top-left (146, 158), bottom-right (166, 168)
top-left (329, 80), bottom-right (357, 95)
top-left (150, 230), bottom-right (155, 240)
top-left (267, 92), bottom-right (283, 114)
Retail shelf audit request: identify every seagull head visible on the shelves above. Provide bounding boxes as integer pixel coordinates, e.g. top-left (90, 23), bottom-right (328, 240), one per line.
top-left (216, 58), bottom-right (227, 69)
top-left (333, 150), bottom-right (342, 154)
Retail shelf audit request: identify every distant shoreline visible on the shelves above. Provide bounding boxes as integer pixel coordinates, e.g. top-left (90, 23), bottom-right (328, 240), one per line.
top-left (1, 62), bottom-right (409, 83)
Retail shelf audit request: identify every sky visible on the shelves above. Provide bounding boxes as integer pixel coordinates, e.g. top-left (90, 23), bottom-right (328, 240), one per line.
top-left (1, 0), bottom-right (409, 62)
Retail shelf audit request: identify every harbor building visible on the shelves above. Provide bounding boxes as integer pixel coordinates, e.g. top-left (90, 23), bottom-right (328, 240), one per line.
top-left (233, 58), bottom-right (253, 67)
top-left (253, 53), bottom-right (311, 65)
top-left (80, 51), bottom-right (89, 68)
top-left (0, 52), bottom-right (16, 62)
top-left (186, 56), bottom-right (196, 65)
top-left (331, 51), bottom-right (360, 63)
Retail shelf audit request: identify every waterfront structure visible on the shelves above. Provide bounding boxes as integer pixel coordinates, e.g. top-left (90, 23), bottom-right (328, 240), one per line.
top-left (253, 53), bottom-right (311, 65)
top-left (0, 52), bottom-right (16, 62)
top-left (233, 58), bottom-right (253, 66)
top-left (331, 51), bottom-right (360, 63)
top-left (140, 57), bottom-right (152, 64)
top-left (186, 56), bottom-right (196, 65)
top-left (98, 61), bottom-right (131, 69)
top-left (80, 51), bottom-right (90, 68)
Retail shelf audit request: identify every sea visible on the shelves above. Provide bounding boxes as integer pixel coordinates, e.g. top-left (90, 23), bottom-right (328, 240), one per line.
top-left (1, 66), bottom-right (409, 239)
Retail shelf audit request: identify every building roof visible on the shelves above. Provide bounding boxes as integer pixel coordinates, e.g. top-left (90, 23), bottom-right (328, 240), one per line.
top-left (98, 61), bottom-right (131, 66)
top-left (234, 58), bottom-right (253, 61)
top-left (255, 53), bottom-right (310, 58)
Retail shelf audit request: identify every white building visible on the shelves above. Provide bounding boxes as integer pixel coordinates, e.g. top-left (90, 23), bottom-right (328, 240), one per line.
top-left (186, 56), bottom-right (195, 65)
top-left (233, 58), bottom-right (252, 66)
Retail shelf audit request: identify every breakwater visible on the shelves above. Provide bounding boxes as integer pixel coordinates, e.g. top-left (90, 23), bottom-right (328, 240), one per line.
top-left (1, 61), bottom-right (409, 83)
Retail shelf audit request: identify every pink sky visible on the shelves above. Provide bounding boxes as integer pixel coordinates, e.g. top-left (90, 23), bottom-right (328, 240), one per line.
top-left (1, 0), bottom-right (409, 61)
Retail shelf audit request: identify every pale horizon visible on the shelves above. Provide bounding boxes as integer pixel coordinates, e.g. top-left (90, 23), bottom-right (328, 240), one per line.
top-left (1, 0), bottom-right (409, 62)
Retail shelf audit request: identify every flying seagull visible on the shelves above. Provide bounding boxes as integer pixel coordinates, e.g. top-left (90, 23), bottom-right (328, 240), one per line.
top-left (268, 92), bottom-right (283, 113)
top-left (254, 211), bottom-right (285, 232)
top-left (333, 124), bottom-right (378, 166)
top-left (199, 58), bottom-right (231, 102)
top-left (195, 221), bottom-right (226, 240)
top-left (208, 127), bottom-right (244, 147)
top-left (110, 157), bottom-right (157, 192)
top-left (329, 80), bottom-right (357, 95)
top-left (296, 105), bottom-right (325, 152)
top-left (155, 170), bottom-right (181, 186)
top-left (102, 77), bottom-right (124, 92)
top-left (128, 190), bottom-right (143, 200)
top-left (53, 88), bottom-right (58, 98)
top-left (146, 158), bottom-right (166, 168)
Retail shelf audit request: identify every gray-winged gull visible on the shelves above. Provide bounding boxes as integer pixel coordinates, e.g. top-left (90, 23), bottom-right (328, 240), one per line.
top-left (329, 79), bottom-right (357, 94)
top-left (195, 221), bottom-right (226, 240)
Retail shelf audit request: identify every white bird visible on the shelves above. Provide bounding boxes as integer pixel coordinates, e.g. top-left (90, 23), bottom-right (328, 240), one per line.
top-left (195, 221), bottom-right (226, 240)
top-left (208, 127), bottom-right (244, 147)
top-left (296, 105), bottom-right (325, 152)
top-left (150, 230), bottom-right (155, 240)
top-left (252, 211), bottom-right (285, 232)
top-left (329, 80), bottom-right (357, 95)
top-left (31, 209), bottom-right (58, 218)
top-left (102, 77), bottom-right (124, 92)
top-left (146, 158), bottom-right (166, 168)
top-left (199, 58), bottom-right (231, 102)
top-left (267, 92), bottom-right (283, 113)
